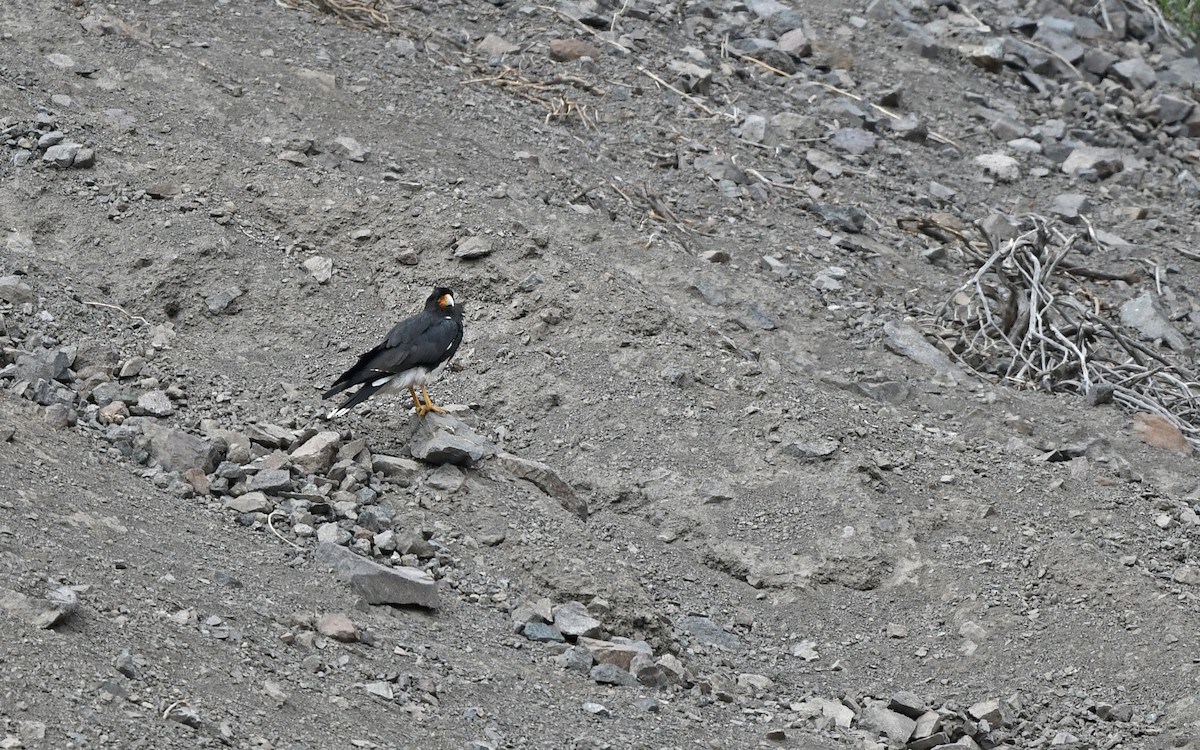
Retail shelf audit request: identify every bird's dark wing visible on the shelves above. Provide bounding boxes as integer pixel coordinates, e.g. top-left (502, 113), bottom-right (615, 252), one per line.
top-left (323, 314), bottom-right (461, 398)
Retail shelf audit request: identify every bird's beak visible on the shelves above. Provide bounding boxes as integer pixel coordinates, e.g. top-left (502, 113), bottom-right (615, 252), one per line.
top-left (438, 293), bottom-right (455, 308)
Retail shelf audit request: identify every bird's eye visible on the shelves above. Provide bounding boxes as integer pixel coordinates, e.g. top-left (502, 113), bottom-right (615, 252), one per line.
top-left (439, 294), bottom-right (454, 308)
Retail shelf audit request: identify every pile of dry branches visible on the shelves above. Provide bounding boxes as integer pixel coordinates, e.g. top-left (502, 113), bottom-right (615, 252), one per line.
top-left (925, 215), bottom-right (1200, 448)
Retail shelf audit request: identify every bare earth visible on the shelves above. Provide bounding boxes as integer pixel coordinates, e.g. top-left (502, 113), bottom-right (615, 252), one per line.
top-left (3, 0), bottom-right (1200, 748)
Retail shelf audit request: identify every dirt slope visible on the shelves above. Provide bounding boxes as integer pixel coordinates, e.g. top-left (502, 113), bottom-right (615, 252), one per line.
top-left (4, 0), bottom-right (1200, 748)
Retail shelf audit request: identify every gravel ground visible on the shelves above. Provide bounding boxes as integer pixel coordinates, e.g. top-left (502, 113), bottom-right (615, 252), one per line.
top-left (3, 0), bottom-right (1200, 748)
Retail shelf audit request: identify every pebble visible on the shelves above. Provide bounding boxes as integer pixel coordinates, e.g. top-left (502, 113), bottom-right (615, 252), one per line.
top-left (142, 422), bottom-right (221, 473)
top-left (454, 236), bottom-right (493, 260)
top-left (974, 153), bottom-right (1020, 182)
top-left (316, 612), bottom-right (358, 642)
top-left (134, 390), bottom-right (174, 417)
top-left (303, 256), bottom-right (333, 283)
top-left (580, 702), bottom-right (610, 717)
top-left (522, 622), bottom-right (565, 642)
top-left (224, 492), bottom-right (270, 513)
top-left (590, 663), bottom-right (637, 686)
top-left (290, 431), bottom-right (342, 474)
top-left (553, 601), bottom-right (603, 639)
top-left (247, 468), bottom-right (292, 494)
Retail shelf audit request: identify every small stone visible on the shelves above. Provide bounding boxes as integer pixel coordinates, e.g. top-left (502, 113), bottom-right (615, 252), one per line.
top-left (426, 463), bottom-right (465, 492)
top-left (0, 276), bottom-right (34, 304)
top-left (72, 148), bottom-right (95, 168)
top-left (635, 698), bottom-right (661, 713)
top-left (225, 492), bottom-right (271, 513)
top-left (959, 620), bottom-right (988, 642)
top-left (133, 390), bottom-right (174, 417)
top-left (478, 33), bottom-right (519, 56)
top-left (974, 153), bottom-right (1020, 182)
top-left (303, 256), bottom-right (333, 283)
top-left (248, 468), bottom-right (291, 493)
top-left (495, 451), bottom-right (584, 518)
top-left (454, 236), bottom-right (493, 260)
top-left (590, 663), bottom-right (637, 686)
top-left (43, 404), bottom-right (74, 429)
top-left (861, 705), bottom-right (916, 743)
top-left (781, 440), bottom-right (838, 461)
top-left (117, 357), bottom-right (146, 378)
top-left (332, 135), bottom-right (369, 162)
top-left (1061, 146), bottom-right (1125, 179)
top-left (522, 622), bottom-right (565, 642)
top-left (888, 691), bottom-right (927, 719)
top-left (1173, 565), bottom-right (1200, 585)
top-left (205, 285), bottom-right (244, 315)
top-left (554, 645), bottom-right (594, 673)
top-left (290, 431), bottom-right (342, 474)
top-left (316, 523), bottom-right (351, 545)
top-left (315, 542), bottom-right (439, 608)
top-left (553, 601), bottom-right (602, 639)
top-left (142, 422), bottom-right (221, 473)
top-left (765, 729), bottom-right (786, 742)
top-left (1049, 193), bottom-right (1091, 222)
top-left (1109, 58), bottom-right (1157, 90)
top-left (1120, 292), bottom-right (1190, 352)
top-left (968, 698), bottom-right (1006, 726)
top-left (42, 142), bottom-right (82, 167)
top-left (792, 640), bottom-right (820, 660)
top-left (577, 636), bottom-right (650, 670)
top-left (549, 39), bottom-right (602, 62)
top-left (580, 702), bottom-right (610, 717)
top-left (885, 622), bottom-right (908, 638)
top-left (97, 401), bottom-right (129, 425)
top-left (372, 454), bottom-right (422, 478)
top-left (316, 613), bottom-right (358, 642)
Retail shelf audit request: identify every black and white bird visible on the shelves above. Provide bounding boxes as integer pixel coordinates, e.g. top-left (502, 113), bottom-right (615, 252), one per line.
top-left (324, 286), bottom-right (464, 418)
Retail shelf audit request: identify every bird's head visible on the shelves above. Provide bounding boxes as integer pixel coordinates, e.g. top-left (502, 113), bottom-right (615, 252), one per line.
top-left (427, 286), bottom-right (462, 317)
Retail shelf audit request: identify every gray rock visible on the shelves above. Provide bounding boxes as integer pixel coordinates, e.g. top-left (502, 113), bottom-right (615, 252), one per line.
top-left (225, 491), bottom-right (271, 513)
top-left (829, 127), bottom-right (876, 155)
top-left (72, 148), bottom-right (95, 168)
top-left (316, 522), bottom-right (351, 545)
top-left (1110, 58), bottom-right (1157, 90)
top-left (244, 422), bottom-right (298, 448)
top-left (521, 622), bottom-right (565, 642)
top-left (888, 691), bottom-right (928, 719)
top-left (247, 468), bottom-right (291, 493)
top-left (42, 142), bottom-right (82, 167)
top-left (332, 135), bottom-right (368, 162)
top-left (553, 601), bottom-right (603, 639)
top-left (1061, 146), bottom-right (1125, 179)
top-left (580, 702), bottom-right (610, 717)
top-left (33, 586), bottom-right (79, 629)
top-left (676, 615), bottom-right (743, 651)
top-left (13, 348), bottom-right (73, 383)
top-left (142, 422), bottom-right (221, 473)
top-left (0, 276), bottom-right (34, 303)
top-left (302, 255), bottom-right (333, 283)
top-left (133, 390), bottom-right (174, 417)
top-left (37, 131), bottom-right (64, 149)
top-left (806, 202), bottom-right (866, 233)
top-left (1120, 292), bottom-right (1190, 352)
top-left (1153, 93), bottom-right (1195, 125)
top-left (408, 413), bottom-right (492, 466)
top-left (372, 453), bottom-right (422, 478)
top-left (1049, 193), bottom-right (1091, 222)
top-left (496, 451), bottom-right (585, 518)
top-left (315, 542), bottom-right (439, 608)
top-left (968, 698), bottom-right (1008, 726)
top-left (43, 404), bottom-right (76, 429)
top-left (356, 505), bottom-right (393, 533)
top-left (454, 236), bottom-right (493, 260)
top-left (290, 431), bottom-right (341, 474)
top-left (426, 463), bottom-right (464, 492)
top-left (974, 153), bottom-right (1020, 182)
top-left (883, 320), bottom-right (964, 382)
top-left (861, 705), bottom-right (916, 743)
top-left (554, 644), bottom-right (594, 673)
top-left (781, 439), bottom-right (839, 461)
top-left (589, 663), bottom-right (637, 686)
top-left (205, 285), bottom-right (244, 314)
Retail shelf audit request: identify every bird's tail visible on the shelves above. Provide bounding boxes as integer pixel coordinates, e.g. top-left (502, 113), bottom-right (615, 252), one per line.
top-left (326, 381), bottom-right (386, 419)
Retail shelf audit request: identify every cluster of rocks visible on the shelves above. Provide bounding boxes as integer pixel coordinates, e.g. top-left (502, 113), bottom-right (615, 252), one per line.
top-left (512, 598), bottom-right (691, 690)
top-left (2, 113), bottom-right (96, 169)
top-left (0, 312), bottom-right (587, 611)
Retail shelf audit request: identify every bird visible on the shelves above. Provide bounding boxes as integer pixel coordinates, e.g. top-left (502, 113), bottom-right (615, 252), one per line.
top-left (324, 286), bottom-right (464, 418)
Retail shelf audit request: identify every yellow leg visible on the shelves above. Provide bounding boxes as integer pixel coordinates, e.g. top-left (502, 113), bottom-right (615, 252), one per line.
top-left (408, 386), bottom-right (423, 413)
top-left (420, 384), bottom-right (447, 414)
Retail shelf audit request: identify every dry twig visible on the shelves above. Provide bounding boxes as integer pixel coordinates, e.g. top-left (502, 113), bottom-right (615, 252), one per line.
top-left (928, 214), bottom-right (1200, 449)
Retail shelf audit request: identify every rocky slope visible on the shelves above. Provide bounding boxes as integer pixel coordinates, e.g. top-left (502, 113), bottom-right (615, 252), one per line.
top-left (4, 0), bottom-right (1200, 748)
